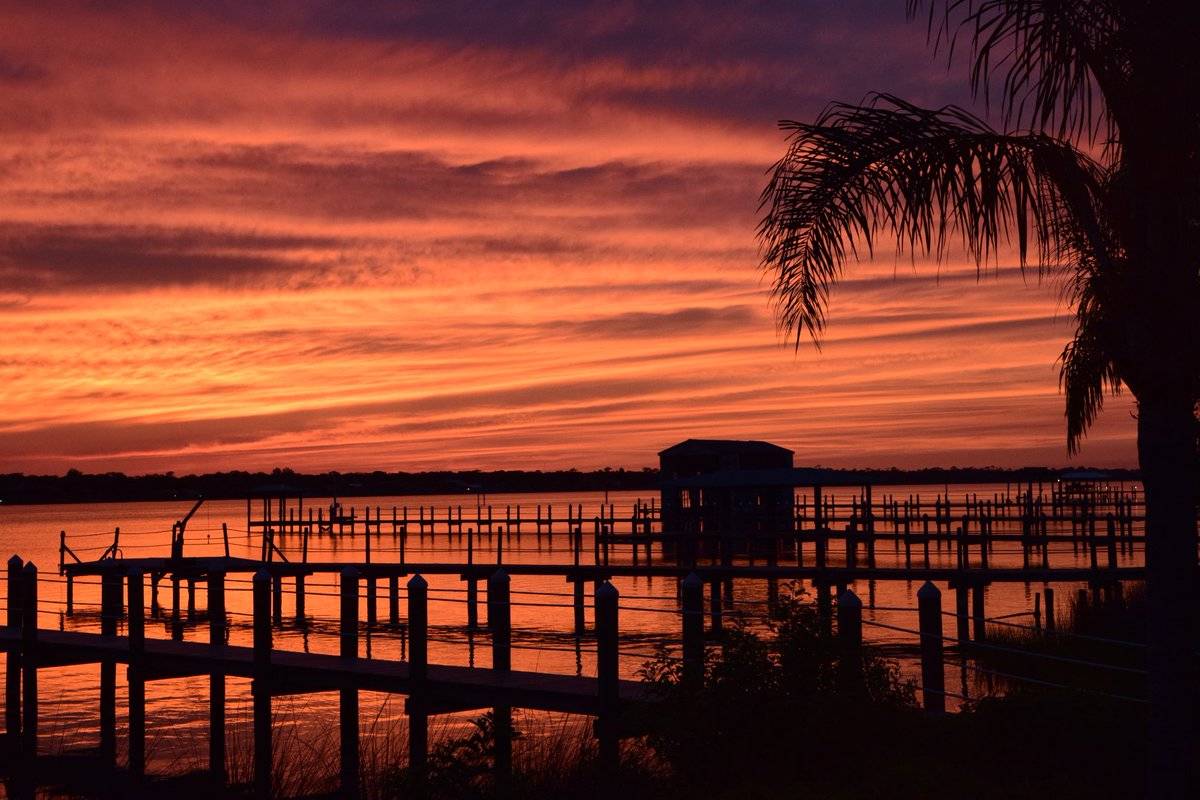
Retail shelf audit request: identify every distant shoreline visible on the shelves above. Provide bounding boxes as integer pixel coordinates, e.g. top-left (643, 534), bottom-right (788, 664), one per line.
top-left (0, 466), bottom-right (1140, 506)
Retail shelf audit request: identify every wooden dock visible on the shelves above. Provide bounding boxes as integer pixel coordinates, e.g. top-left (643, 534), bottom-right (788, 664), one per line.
top-left (14, 481), bottom-right (1155, 796)
top-left (4, 557), bottom-right (644, 798)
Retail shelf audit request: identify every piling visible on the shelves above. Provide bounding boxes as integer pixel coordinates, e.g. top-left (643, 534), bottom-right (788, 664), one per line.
top-left (20, 562), bottom-right (37, 756)
top-left (681, 573), bottom-right (704, 688)
top-left (389, 574), bottom-right (400, 626)
top-left (573, 578), bottom-right (585, 634)
top-left (209, 569), bottom-right (227, 782)
top-left (488, 570), bottom-right (513, 780)
top-left (467, 577), bottom-right (479, 630)
top-left (340, 567), bottom-right (360, 797)
top-left (100, 570), bottom-right (120, 764)
top-left (917, 581), bottom-right (945, 713)
top-left (954, 581), bottom-right (969, 646)
top-left (6, 555), bottom-right (23, 752)
top-left (595, 580), bottom-right (620, 768)
top-left (837, 588), bottom-right (863, 691)
top-left (971, 584), bottom-right (987, 642)
top-left (709, 579), bottom-right (723, 633)
top-left (407, 574), bottom-right (429, 782)
top-left (252, 569), bottom-right (272, 800)
top-left (127, 568), bottom-right (146, 779)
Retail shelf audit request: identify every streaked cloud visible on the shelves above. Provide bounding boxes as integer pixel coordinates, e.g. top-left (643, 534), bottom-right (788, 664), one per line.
top-left (0, 1), bottom-right (1136, 474)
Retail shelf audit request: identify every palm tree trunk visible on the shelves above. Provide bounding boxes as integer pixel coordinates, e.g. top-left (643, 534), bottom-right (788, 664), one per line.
top-left (1138, 388), bottom-right (1198, 798)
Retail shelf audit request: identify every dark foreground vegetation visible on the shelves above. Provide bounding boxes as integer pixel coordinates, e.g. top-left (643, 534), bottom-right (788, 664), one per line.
top-left (18, 586), bottom-right (1157, 800)
top-left (0, 465), bottom-right (1139, 505)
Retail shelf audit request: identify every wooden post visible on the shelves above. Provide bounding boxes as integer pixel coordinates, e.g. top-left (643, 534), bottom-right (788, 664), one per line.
top-left (489, 570), bottom-right (512, 780)
top-left (918, 581), bottom-right (946, 713)
top-left (709, 579), bottom-right (722, 633)
top-left (222, 522), bottom-right (230, 558)
top-left (100, 570), bottom-right (119, 764)
top-left (972, 583), bottom-right (987, 642)
top-left (1045, 586), bottom-right (1056, 633)
top-left (837, 588), bottom-right (863, 691)
top-left (127, 568), bottom-right (146, 779)
top-left (813, 485), bottom-right (826, 569)
top-left (295, 574), bottom-right (306, 621)
top-left (209, 569), bottom-right (227, 784)
top-left (6, 555), bottom-right (22, 752)
top-left (596, 581), bottom-right (620, 768)
top-left (272, 574), bottom-right (283, 625)
top-left (816, 581), bottom-right (833, 636)
top-left (1106, 513), bottom-right (1119, 570)
top-left (681, 573), bottom-right (704, 688)
top-left (954, 581), bottom-right (969, 646)
top-left (573, 578), bottom-right (585, 634)
top-left (467, 576), bottom-right (479, 630)
top-left (20, 562), bottom-right (37, 757)
top-left (389, 574), bottom-right (400, 626)
top-left (252, 569), bottom-right (272, 800)
top-left (340, 567), bottom-right (360, 798)
top-left (408, 575), bottom-right (429, 784)
top-left (367, 573), bottom-right (378, 628)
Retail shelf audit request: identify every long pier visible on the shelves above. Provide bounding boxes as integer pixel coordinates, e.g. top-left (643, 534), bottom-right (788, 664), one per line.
top-left (10, 482), bottom-right (1152, 796)
top-left (7, 548), bottom-right (1146, 796)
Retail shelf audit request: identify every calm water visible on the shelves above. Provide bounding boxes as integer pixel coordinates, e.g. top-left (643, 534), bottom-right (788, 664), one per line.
top-left (0, 485), bottom-right (1144, 785)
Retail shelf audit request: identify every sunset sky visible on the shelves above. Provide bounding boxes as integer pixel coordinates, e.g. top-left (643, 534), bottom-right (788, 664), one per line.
top-left (0, 0), bottom-right (1138, 475)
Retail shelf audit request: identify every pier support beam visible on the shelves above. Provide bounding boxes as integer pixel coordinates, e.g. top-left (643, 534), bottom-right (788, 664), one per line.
top-left (100, 570), bottom-right (120, 764)
top-left (407, 575), bottom-right (429, 786)
top-left (971, 584), bottom-right (987, 642)
top-left (596, 581), bottom-right (620, 769)
top-left (21, 562), bottom-right (38, 757)
top-left (127, 569), bottom-right (146, 780)
top-left (6, 555), bottom-right (23, 753)
top-left (388, 575), bottom-right (399, 626)
top-left (681, 573), bottom-right (704, 688)
top-left (573, 579), bottom-right (585, 635)
top-left (209, 569), bottom-right (227, 784)
top-left (917, 582), bottom-right (946, 713)
top-left (467, 577), bottom-right (479, 630)
top-left (295, 575), bottom-right (306, 622)
top-left (252, 570), bottom-right (272, 800)
top-left (340, 567), bottom-right (360, 798)
top-left (489, 570), bottom-right (513, 781)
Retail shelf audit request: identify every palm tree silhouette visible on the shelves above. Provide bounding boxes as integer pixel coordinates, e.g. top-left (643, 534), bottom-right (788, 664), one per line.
top-left (758, 3), bottom-right (1198, 794)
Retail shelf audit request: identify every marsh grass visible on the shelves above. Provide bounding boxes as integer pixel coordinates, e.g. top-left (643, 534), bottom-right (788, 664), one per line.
top-left (969, 582), bottom-right (1148, 701)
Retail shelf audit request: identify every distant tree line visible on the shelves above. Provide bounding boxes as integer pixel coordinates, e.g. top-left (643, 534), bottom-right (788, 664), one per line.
top-left (0, 465), bottom-right (1140, 505)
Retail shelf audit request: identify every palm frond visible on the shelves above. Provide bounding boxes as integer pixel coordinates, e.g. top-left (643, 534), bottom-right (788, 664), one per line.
top-left (1059, 308), bottom-right (1122, 455)
top-left (908, 0), bottom-right (1128, 143)
top-left (758, 94), bottom-right (1107, 346)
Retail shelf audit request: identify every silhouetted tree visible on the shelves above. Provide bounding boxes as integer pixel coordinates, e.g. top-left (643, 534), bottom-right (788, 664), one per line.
top-left (758, 2), bottom-right (1197, 795)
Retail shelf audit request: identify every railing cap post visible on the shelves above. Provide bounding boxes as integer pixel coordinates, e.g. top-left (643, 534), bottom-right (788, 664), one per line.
top-left (917, 580), bottom-right (941, 601)
top-left (837, 588), bottom-right (861, 609)
top-left (682, 572), bottom-right (702, 590)
top-left (407, 573), bottom-right (427, 590)
top-left (8, 554), bottom-right (22, 570)
top-left (596, 580), bottom-right (619, 602)
top-left (341, 565), bottom-right (360, 580)
top-left (488, 568), bottom-right (510, 586)
top-left (253, 568), bottom-right (271, 584)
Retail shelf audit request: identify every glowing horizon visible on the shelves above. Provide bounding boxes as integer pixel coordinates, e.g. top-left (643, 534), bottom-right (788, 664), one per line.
top-left (0, 1), bottom-right (1138, 475)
